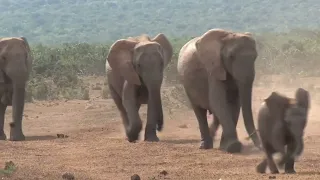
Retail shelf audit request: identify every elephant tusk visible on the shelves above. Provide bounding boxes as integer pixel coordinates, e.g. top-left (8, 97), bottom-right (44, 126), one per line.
top-left (244, 129), bottom-right (259, 141)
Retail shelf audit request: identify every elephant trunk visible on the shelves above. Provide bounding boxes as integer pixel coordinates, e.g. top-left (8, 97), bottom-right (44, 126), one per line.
top-left (239, 83), bottom-right (262, 149)
top-left (146, 85), bottom-right (164, 132)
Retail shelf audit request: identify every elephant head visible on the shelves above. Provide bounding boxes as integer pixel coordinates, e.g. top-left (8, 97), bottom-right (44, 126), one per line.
top-left (107, 34), bottom-right (173, 86)
top-left (107, 34), bottom-right (173, 140)
top-left (195, 29), bottom-right (261, 148)
top-left (265, 88), bottom-right (310, 162)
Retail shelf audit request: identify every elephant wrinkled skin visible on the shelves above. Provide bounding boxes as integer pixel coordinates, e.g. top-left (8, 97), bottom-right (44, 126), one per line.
top-left (256, 88), bottom-right (310, 174)
top-left (106, 34), bottom-right (173, 142)
top-left (0, 37), bottom-right (33, 141)
top-left (177, 29), bottom-right (261, 153)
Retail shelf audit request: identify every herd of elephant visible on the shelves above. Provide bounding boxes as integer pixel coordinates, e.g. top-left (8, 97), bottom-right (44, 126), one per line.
top-left (0, 28), bottom-right (311, 174)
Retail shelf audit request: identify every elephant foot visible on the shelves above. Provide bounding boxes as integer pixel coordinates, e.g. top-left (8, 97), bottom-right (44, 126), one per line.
top-left (144, 134), bottom-right (160, 142)
top-left (199, 138), bottom-right (213, 149)
top-left (0, 132), bottom-right (6, 140)
top-left (126, 133), bottom-right (139, 143)
top-left (270, 170), bottom-right (279, 174)
top-left (256, 159), bottom-right (267, 174)
top-left (225, 140), bottom-right (242, 153)
top-left (9, 123), bottom-right (25, 141)
top-left (285, 169), bottom-right (296, 174)
top-left (9, 132), bottom-right (25, 141)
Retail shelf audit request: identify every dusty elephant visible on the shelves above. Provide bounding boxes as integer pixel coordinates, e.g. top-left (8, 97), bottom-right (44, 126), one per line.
top-left (256, 88), bottom-right (310, 174)
top-left (0, 37), bottom-right (33, 141)
top-left (177, 29), bottom-right (261, 153)
top-left (106, 34), bottom-right (173, 142)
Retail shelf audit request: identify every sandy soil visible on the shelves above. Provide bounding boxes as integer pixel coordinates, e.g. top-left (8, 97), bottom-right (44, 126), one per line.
top-left (0, 75), bottom-right (320, 180)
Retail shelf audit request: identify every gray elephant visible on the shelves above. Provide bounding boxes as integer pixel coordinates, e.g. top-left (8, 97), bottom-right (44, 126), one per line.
top-left (106, 34), bottom-right (173, 142)
top-left (177, 29), bottom-right (261, 153)
top-left (0, 37), bottom-right (33, 141)
top-left (256, 88), bottom-right (310, 174)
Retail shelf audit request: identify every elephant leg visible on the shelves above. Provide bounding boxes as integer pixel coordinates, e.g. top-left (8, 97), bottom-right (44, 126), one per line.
top-left (220, 96), bottom-right (240, 150)
top-left (144, 88), bottom-right (163, 142)
top-left (284, 142), bottom-right (296, 174)
top-left (192, 104), bottom-right (212, 149)
top-left (9, 82), bottom-right (26, 141)
top-left (209, 114), bottom-right (219, 139)
top-left (208, 79), bottom-right (241, 153)
top-left (271, 123), bottom-right (286, 168)
top-left (256, 158), bottom-right (267, 174)
top-left (265, 144), bottom-right (279, 174)
top-left (122, 82), bottom-right (142, 142)
top-left (109, 85), bottom-right (130, 133)
top-left (0, 103), bottom-right (7, 140)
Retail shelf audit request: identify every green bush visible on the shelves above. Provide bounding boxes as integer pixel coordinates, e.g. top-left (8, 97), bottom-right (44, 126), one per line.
top-left (25, 30), bottom-right (320, 101)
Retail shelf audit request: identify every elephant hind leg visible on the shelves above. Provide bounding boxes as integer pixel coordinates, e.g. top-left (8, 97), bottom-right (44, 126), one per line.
top-left (0, 103), bottom-right (7, 140)
top-left (191, 104), bottom-right (213, 149)
top-left (109, 85), bottom-right (129, 128)
top-left (209, 114), bottom-right (219, 139)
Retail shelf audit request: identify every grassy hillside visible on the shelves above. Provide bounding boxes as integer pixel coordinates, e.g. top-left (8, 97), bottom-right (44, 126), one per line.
top-left (1, 0), bottom-right (320, 44)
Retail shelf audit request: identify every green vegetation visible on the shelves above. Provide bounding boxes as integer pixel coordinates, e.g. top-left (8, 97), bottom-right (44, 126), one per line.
top-left (1, 1), bottom-right (320, 101)
top-left (0, 161), bottom-right (17, 177)
top-left (26, 31), bottom-right (320, 102)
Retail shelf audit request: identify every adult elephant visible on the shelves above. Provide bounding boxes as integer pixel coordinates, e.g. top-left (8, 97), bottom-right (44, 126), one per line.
top-left (177, 29), bottom-right (261, 153)
top-left (0, 37), bottom-right (33, 141)
top-left (106, 34), bottom-right (173, 142)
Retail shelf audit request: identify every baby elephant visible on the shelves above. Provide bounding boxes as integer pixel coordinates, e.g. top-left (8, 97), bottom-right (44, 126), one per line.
top-left (256, 88), bottom-right (310, 174)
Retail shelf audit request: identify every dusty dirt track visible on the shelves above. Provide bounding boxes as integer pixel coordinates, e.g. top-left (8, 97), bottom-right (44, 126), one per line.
top-left (1, 75), bottom-right (320, 180)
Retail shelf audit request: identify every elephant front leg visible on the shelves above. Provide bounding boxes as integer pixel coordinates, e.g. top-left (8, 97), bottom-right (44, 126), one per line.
top-left (10, 83), bottom-right (26, 141)
top-left (122, 82), bottom-right (142, 143)
top-left (219, 96), bottom-right (240, 150)
top-left (0, 103), bottom-right (7, 140)
top-left (144, 88), bottom-right (163, 142)
top-left (284, 142), bottom-right (296, 174)
top-left (208, 80), bottom-right (242, 153)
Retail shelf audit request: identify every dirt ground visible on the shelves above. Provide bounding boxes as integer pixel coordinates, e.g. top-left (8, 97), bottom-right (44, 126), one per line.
top-left (1, 75), bottom-right (320, 180)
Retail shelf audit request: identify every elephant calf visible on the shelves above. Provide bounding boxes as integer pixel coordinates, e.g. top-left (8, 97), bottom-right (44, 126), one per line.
top-left (256, 88), bottom-right (310, 174)
top-left (106, 34), bottom-right (173, 142)
top-left (0, 37), bottom-right (33, 141)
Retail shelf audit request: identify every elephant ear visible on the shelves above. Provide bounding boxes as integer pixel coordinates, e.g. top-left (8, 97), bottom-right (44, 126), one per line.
top-left (295, 88), bottom-right (310, 110)
top-left (0, 39), bottom-right (6, 59)
top-left (107, 39), bottom-right (141, 85)
top-left (264, 92), bottom-right (295, 119)
top-left (195, 29), bottom-right (230, 80)
top-left (152, 33), bottom-right (173, 68)
top-left (19, 37), bottom-right (33, 76)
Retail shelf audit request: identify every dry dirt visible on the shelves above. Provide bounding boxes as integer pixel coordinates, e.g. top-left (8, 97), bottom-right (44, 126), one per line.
top-left (1, 75), bottom-right (320, 180)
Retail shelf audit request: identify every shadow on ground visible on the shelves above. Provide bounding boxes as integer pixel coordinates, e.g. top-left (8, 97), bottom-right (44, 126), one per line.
top-left (25, 135), bottom-right (57, 141)
top-left (161, 139), bottom-right (199, 144)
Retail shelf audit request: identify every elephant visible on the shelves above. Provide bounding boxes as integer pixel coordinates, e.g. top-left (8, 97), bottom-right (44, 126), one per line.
top-left (177, 28), bottom-right (261, 153)
top-left (105, 33), bottom-right (173, 142)
top-left (0, 37), bottom-right (33, 141)
top-left (256, 88), bottom-right (310, 174)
